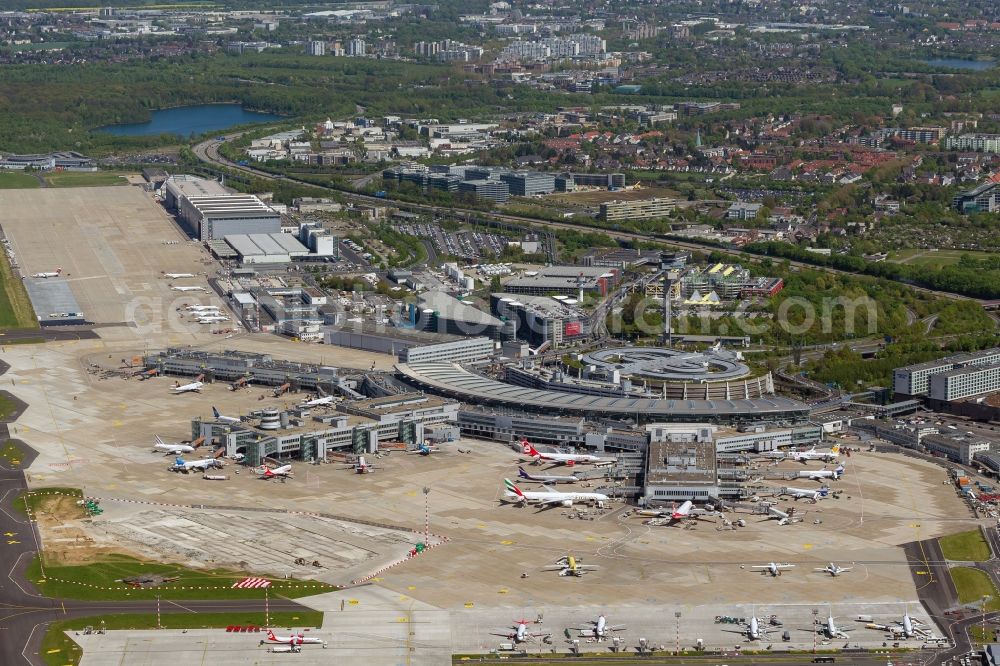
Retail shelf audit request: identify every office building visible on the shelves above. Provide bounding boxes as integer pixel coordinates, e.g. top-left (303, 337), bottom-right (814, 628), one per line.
top-left (399, 337), bottom-right (495, 364)
top-left (893, 348), bottom-right (1000, 397)
top-left (491, 293), bottom-right (591, 348)
top-left (458, 179), bottom-right (510, 204)
top-left (726, 202), bottom-right (762, 220)
top-left (306, 40), bottom-right (326, 56)
top-left (643, 431), bottom-right (719, 503)
top-left (953, 182), bottom-right (1000, 214)
top-left (408, 291), bottom-right (504, 338)
top-left (600, 197), bottom-right (679, 222)
top-left (502, 265), bottom-right (618, 298)
top-left (499, 171), bottom-right (556, 196)
top-left (928, 363), bottom-right (1000, 402)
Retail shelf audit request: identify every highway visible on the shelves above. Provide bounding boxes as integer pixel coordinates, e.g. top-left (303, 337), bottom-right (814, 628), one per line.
top-left (192, 137), bottom-right (978, 305)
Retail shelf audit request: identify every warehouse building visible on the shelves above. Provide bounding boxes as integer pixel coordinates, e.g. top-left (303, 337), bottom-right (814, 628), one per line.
top-left (922, 432), bottom-right (992, 465)
top-left (163, 174), bottom-right (228, 210)
top-left (225, 232), bottom-right (311, 264)
top-left (180, 195), bottom-right (281, 241)
top-left (893, 348), bottom-right (1000, 397)
top-left (600, 197), bottom-right (680, 222)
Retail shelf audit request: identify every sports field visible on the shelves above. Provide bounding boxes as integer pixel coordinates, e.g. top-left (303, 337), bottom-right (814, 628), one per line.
top-left (889, 248), bottom-right (997, 268)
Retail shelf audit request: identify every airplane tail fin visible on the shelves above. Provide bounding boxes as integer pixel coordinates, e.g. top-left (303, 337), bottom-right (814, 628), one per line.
top-left (155, 435), bottom-right (165, 446)
top-left (830, 444), bottom-right (840, 455)
top-left (517, 466), bottom-right (531, 479)
top-left (175, 457), bottom-right (184, 465)
top-left (834, 465), bottom-right (845, 477)
top-left (266, 629), bottom-right (276, 641)
top-left (504, 478), bottom-right (524, 498)
top-left (212, 406), bottom-right (220, 418)
top-left (819, 486), bottom-right (830, 497)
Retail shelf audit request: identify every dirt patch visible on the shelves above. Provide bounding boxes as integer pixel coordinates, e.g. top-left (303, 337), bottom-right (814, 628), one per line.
top-left (34, 495), bottom-right (143, 566)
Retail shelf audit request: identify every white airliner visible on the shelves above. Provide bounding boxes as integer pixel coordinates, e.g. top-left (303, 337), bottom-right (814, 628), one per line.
top-left (521, 439), bottom-right (616, 467)
top-left (763, 505), bottom-right (795, 525)
top-left (573, 615), bottom-right (625, 639)
top-left (185, 305), bottom-right (220, 312)
top-left (171, 285), bottom-right (206, 292)
top-left (797, 465), bottom-right (845, 481)
top-left (491, 619), bottom-right (549, 643)
top-left (196, 315), bottom-right (228, 322)
top-left (164, 272), bottom-right (196, 279)
top-left (353, 456), bottom-right (376, 473)
top-left (814, 562), bottom-right (853, 577)
top-left (751, 562), bottom-right (795, 577)
top-left (172, 380), bottom-right (204, 393)
top-left (865, 609), bottom-right (929, 638)
top-left (212, 407), bottom-right (240, 425)
top-left (517, 466), bottom-right (580, 484)
top-left (722, 614), bottom-right (765, 641)
top-left (780, 486), bottom-right (830, 501)
top-left (260, 464), bottom-right (293, 479)
top-left (790, 444), bottom-right (841, 464)
top-left (503, 479), bottom-right (609, 508)
top-left (542, 555), bottom-right (599, 577)
top-left (153, 435), bottom-right (194, 455)
top-left (264, 629), bottom-right (326, 646)
top-left (170, 457), bottom-right (222, 473)
top-left (32, 268), bottom-right (62, 279)
top-left (300, 387), bottom-right (334, 407)
top-left (813, 611), bottom-right (852, 640)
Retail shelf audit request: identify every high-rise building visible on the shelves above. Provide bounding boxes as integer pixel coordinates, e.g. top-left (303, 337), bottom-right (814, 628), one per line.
top-left (306, 40), bottom-right (326, 56)
top-left (347, 38), bottom-right (366, 56)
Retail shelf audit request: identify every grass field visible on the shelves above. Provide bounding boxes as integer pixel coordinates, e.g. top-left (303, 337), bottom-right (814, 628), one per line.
top-left (0, 242), bottom-right (39, 330)
top-left (14, 487), bottom-right (84, 514)
top-left (0, 172), bottom-right (41, 189)
top-left (41, 171), bottom-right (129, 188)
top-left (889, 248), bottom-right (998, 269)
top-left (545, 184), bottom-right (682, 207)
top-left (950, 567), bottom-right (1000, 611)
top-left (41, 611), bottom-right (323, 666)
top-left (939, 529), bottom-right (992, 562)
top-left (28, 554), bottom-right (335, 601)
top-left (0, 439), bottom-right (25, 464)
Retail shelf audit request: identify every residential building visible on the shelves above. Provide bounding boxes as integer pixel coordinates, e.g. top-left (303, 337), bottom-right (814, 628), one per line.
top-left (600, 197), bottom-right (680, 222)
top-left (726, 202), bottom-right (763, 220)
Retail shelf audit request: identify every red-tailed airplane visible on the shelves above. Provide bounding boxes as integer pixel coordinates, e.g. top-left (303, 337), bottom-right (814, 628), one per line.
top-left (520, 439), bottom-right (615, 467)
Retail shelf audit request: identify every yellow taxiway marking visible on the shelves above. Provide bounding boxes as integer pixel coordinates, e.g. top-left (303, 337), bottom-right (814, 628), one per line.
top-left (500, 540), bottom-right (515, 545)
top-left (8, 540), bottom-right (21, 544)
top-left (464, 602), bottom-right (474, 608)
top-left (802, 544), bottom-right (813, 550)
top-left (407, 586), bottom-right (416, 590)
top-left (4, 532), bottom-right (16, 537)
top-left (348, 599), bottom-right (359, 605)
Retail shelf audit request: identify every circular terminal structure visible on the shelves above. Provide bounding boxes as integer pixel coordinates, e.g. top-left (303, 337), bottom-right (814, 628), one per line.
top-left (579, 346), bottom-right (751, 382)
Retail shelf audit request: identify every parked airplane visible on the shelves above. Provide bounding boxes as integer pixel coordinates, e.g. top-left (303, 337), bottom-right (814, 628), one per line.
top-left (212, 407), bottom-right (241, 425)
top-left (808, 610), bottom-right (852, 640)
top-left (790, 444), bottom-right (841, 464)
top-left (762, 505), bottom-right (795, 526)
top-left (263, 629), bottom-right (326, 646)
top-left (172, 380), bottom-right (204, 393)
top-left (779, 486), bottom-right (830, 501)
top-left (521, 439), bottom-right (616, 467)
top-left (491, 619), bottom-right (549, 644)
top-left (865, 609), bottom-right (929, 638)
top-left (197, 315), bottom-right (228, 323)
top-left (185, 305), bottom-right (220, 312)
top-left (164, 273), bottom-right (195, 279)
top-left (517, 466), bottom-right (580, 484)
top-left (407, 443), bottom-right (439, 455)
top-left (573, 614), bottom-right (625, 639)
top-left (171, 285), bottom-right (206, 292)
top-left (814, 562), bottom-right (853, 577)
top-left (503, 479), bottom-right (609, 508)
top-left (542, 555), bottom-right (599, 577)
top-left (751, 562), bottom-right (795, 577)
top-left (797, 465), bottom-right (845, 482)
top-left (260, 464), bottom-right (293, 479)
top-left (353, 456), bottom-right (376, 473)
top-left (300, 387), bottom-right (334, 407)
top-left (721, 614), bottom-right (766, 641)
top-left (169, 457), bottom-right (221, 473)
top-left (31, 268), bottom-right (62, 279)
top-left (153, 435), bottom-right (194, 455)
top-left (759, 450), bottom-right (788, 461)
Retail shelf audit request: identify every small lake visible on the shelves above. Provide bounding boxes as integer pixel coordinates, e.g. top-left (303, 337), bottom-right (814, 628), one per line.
top-left (924, 58), bottom-right (995, 71)
top-left (98, 104), bottom-right (283, 137)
